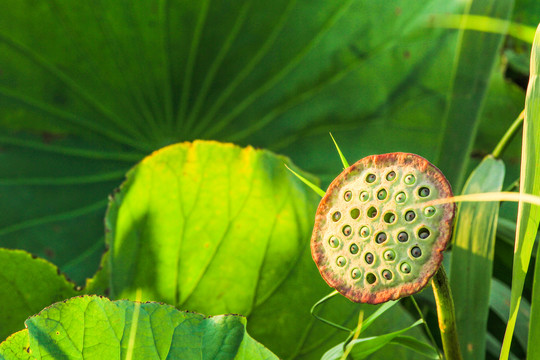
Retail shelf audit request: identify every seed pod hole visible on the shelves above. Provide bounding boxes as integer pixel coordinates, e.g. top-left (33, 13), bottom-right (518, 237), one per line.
top-left (360, 191), bottom-right (370, 202)
top-left (366, 273), bottom-right (376, 284)
top-left (342, 225), bottom-right (352, 236)
top-left (397, 231), bottom-right (409, 242)
top-left (400, 262), bottom-right (411, 274)
top-left (337, 256), bottom-right (347, 267)
top-left (383, 212), bottom-right (396, 224)
top-left (366, 173), bottom-right (376, 183)
top-left (350, 208), bottom-right (360, 219)
top-left (351, 268), bottom-right (361, 279)
top-left (332, 211), bottom-right (341, 222)
top-left (418, 187), bottom-right (430, 197)
top-left (375, 232), bottom-right (387, 244)
top-left (418, 228), bottom-right (430, 239)
top-left (377, 189), bottom-right (388, 200)
top-left (405, 210), bottom-right (416, 222)
top-left (382, 270), bottom-right (393, 280)
top-left (395, 192), bottom-right (407, 204)
top-left (411, 246), bottom-right (422, 258)
top-left (383, 249), bottom-right (395, 261)
top-left (329, 236), bottom-right (340, 248)
top-left (367, 207), bottom-right (378, 218)
top-left (424, 206), bottom-right (436, 217)
top-left (365, 252), bottom-right (374, 264)
top-left (344, 190), bottom-right (353, 201)
top-left (360, 226), bottom-right (371, 238)
top-left (404, 174), bottom-right (416, 185)
top-left (350, 243), bottom-right (359, 254)
top-left (386, 171), bottom-right (396, 181)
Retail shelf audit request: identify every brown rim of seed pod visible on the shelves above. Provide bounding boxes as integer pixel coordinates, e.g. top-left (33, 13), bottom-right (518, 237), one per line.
top-left (311, 152), bottom-right (455, 304)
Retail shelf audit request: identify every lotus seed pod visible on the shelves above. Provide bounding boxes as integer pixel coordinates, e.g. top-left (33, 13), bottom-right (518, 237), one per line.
top-left (311, 153), bottom-right (455, 304)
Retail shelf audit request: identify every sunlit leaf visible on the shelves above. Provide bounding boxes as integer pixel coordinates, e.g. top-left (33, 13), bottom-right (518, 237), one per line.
top-left (0, 296), bottom-right (278, 359)
top-left (501, 23), bottom-right (540, 360)
top-left (449, 155), bottom-right (505, 360)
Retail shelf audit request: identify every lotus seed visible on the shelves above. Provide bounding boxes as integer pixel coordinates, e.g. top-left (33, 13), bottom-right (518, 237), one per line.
top-left (367, 207), bottom-right (378, 218)
top-left (400, 262), bottom-right (411, 273)
top-left (329, 236), bottom-right (340, 248)
top-left (411, 246), bottom-right (422, 258)
top-left (360, 226), bottom-right (371, 237)
top-left (365, 252), bottom-right (374, 264)
top-left (377, 189), bottom-right (387, 200)
top-left (350, 208), bottom-right (360, 219)
top-left (351, 268), bottom-right (361, 279)
top-left (366, 273), bottom-right (376, 284)
top-left (386, 171), bottom-right (396, 181)
top-left (383, 249), bottom-right (395, 261)
top-left (383, 212), bottom-right (396, 223)
top-left (382, 270), bottom-right (393, 280)
top-left (405, 210), bottom-right (416, 222)
top-left (366, 173), bottom-right (376, 183)
top-left (375, 232), bottom-right (387, 244)
top-left (397, 231), bottom-right (409, 242)
top-left (332, 211), bottom-right (341, 222)
top-left (344, 190), bottom-right (352, 201)
top-left (395, 192), bottom-right (407, 203)
top-left (404, 174), bottom-right (416, 185)
top-left (343, 225), bottom-right (352, 236)
top-left (418, 228), bottom-right (430, 239)
top-left (424, 206), bottom-right (436, 217)
top-left (337, 256), bottom-right (347, 267)
top-left (419, 187), bottom-right (430, 197)
top-left (360, 191), bottom-right (369, 202)
top-left (350, 243), bottom-right (359, 254)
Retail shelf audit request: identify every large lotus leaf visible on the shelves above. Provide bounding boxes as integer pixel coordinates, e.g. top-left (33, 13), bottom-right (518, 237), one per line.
top-left (0, 0), bottom-right (473, 276)
top-left (94, 141), bottom-right (425, 359)
top-left (0, 249), bottom-right (78, 342)
top-left (0, 295), bottom-right (278, 360)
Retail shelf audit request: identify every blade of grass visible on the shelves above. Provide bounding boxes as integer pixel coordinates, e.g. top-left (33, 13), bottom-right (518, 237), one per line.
top-left (340, 311), bottom-right (363, 360)
top-left (492, 110), bottom-right (524, 159)
top-left (522, 23), bottom-right (540, 360)
top-left (431, 14), bottom-right (536, 44)
top-left (425, 192), bottom-right (540, 208)
top-left (284, 164), bottom-right (325, 198)
top-left (389, 336), bottom-right (440, 359)
top-left (449, 155), bottom-right (505, 360)
top-left (490, 278), bottom-right (530, 351)
top-left (434, 0), bottom-right (513, 192)
top-left (330, 133), bottom-right (349, 169)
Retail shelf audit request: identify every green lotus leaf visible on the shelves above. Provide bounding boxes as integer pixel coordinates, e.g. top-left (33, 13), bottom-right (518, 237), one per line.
top-left (0, 249), bottom-right (78, 342)
top-left (0, 295), bottom-right (277, 359)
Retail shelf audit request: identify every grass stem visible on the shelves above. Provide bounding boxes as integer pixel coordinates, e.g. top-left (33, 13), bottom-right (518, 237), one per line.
top-left (492, 110), bottom-right (524, 158)
top-left (310, 290), bottom-right (353, 333)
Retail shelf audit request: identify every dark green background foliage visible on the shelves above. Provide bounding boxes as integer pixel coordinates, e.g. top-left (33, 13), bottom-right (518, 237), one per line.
top-left (0, 0), bottom-right (538, 359)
